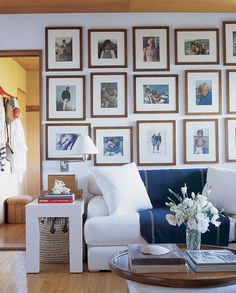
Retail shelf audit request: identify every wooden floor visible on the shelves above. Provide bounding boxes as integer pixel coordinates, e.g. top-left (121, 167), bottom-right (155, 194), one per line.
top-left (0, 224), bottom-right (128, 293)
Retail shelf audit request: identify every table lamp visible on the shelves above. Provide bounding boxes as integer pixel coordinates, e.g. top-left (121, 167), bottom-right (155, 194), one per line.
top-left (76, 135), bottom-right (99, 161)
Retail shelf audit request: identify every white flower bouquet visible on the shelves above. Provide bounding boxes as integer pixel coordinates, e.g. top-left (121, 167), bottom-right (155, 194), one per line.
top-left (165, 184), bottom-right (222, 233)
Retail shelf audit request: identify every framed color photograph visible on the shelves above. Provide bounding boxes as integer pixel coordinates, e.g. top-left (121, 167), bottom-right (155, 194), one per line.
top-left (223, 21), bottom-right (236, 65)
top-left (186, 70), bottom-right (221, 115)
top-left (184, 119), bottom-right (218, 164)
top-left (46, 75), bottom-right (85, 121)
top-left (45, 26), bottom-right (82, 71)
top-left (94, 126), bottom-right (133, 166)
top-left (133, 26), bottom-right (169, 71)
top-left (91, 72), bottom-right (128, 117)
top-left (46, 123), bottom-right (91, 160)
top-left (226, 70), bottom-right (236, 113)
top-left (88, 29), bottom-right (127, 68)
top-left (134, 75), bottom-right (178, 113)
top-left (225, 118), bottom-right (236, 162)
top-left (175, 29), bottom-right (219, 65)
top-left (137, 120), bottom-right (176, 166)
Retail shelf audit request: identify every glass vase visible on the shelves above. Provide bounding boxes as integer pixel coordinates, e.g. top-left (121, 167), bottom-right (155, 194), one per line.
top-left (186, 228), bottom-right (201, 250)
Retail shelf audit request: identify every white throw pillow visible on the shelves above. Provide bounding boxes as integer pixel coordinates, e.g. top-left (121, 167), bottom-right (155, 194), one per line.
top-left (203, 166), bottom-right (236, 214)
top-left (92, 162), bottom-right (153, 215)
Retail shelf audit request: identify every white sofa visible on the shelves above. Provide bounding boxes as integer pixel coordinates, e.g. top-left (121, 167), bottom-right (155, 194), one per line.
top-left (84, 173), bottom-right (236, 272)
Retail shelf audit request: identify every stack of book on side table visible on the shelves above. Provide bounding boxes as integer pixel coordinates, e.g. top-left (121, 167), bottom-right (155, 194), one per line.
top-left (38, 193), bottom-right (75, 203)
top-left (128, 244), bottom-right (187, 273)
top-left (185, 249), bottom-right (236, 272)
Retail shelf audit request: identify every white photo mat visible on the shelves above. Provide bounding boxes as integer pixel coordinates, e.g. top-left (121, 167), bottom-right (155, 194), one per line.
top-left (226, 119), bottom-right (236, 161)
top-left (227, 70), bottom-right (236, 113)
top-left (224, 22), bottom-right (236, 65)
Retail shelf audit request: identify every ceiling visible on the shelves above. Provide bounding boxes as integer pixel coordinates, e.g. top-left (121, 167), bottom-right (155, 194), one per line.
top-left (13, 57), bottom-right (39, 71)
top-left (1, 0), bottom-right (236, 13)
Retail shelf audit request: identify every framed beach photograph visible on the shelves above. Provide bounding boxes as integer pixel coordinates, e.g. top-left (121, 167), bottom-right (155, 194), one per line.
top-left (225, 118), bottom-right (236, 162)
top-left (184, 119), bottom-right (218, 164)
top-left (46, 123), bottom-right (91, 160)
top-left (137, 120), bottom-right (176, 166)
top-left (226, 70), bottom-right (236, 113)
top-left (46, 75), bottom-right (85, 121)
top-left (175, 29), bottom-right (219, 65)
top-left (223, 21), bottom-right (236, 65)
top-left (133, 26), bottom-right (169, 71)
top-left (91, 72), bottom-right (128, 117)
top-left (186, 70), bottom-right (221, 115)
top-left (134, 75), bottom-right (178, 113)
top-left (88, 29), bottom-right (127, 68)
top-left (94, 126), bottom-right (133, 166)
top-left (45, 26), bottom-right (82, 71)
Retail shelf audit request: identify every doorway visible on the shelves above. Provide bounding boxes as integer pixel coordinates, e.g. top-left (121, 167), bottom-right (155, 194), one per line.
top-left (0, 50), bottom-right (42, 249)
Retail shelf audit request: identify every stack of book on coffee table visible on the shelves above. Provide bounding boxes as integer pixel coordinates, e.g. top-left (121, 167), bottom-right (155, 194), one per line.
top-left (128, 244), bottom-right (187, 273)
top-left (38, 193), bottom-right (75, 203)
top-left (186, 249), bottom-right (236, 272)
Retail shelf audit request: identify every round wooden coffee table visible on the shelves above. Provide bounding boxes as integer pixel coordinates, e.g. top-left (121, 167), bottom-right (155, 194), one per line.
top-left (109, 245), bottom-right (236, 293)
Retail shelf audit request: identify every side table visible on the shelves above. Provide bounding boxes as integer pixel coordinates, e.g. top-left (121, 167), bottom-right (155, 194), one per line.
top-left (26, 199), bottom-right (84, 273)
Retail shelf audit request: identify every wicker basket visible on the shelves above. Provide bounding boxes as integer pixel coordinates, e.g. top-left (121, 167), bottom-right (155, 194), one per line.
top-left (40, 217), bottom-right (69, 264)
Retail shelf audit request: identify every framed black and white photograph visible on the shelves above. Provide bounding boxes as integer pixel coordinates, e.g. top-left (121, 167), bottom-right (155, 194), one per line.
top-left (91, 72), bottom-right (128, 117)
top-left (137, 120), bottom-right (176, 166)
top-left (133, 26), bottom-right (169, 71)
top-left (46, 75), bottom-right (85, 121)
top-left (186, 70), bottom-right (221, 115)
top-left (225, 118), bottom-right (236, 162)
top-left (88, 29), bottom-right (127, 68)
top-left (226, 70), bottom-right (236, 113)
top-left (46, 123), bottom-right (91, 160)
top-left (45, 26), bottom-right (82, 71)
top-left (175, 29), bottom-right (219, 65)
top-left (184, 119), bottom-right (218, 164)
top-left (94, 126), bottom-right (133, 166)
top-left (223, 21), bottom-right (236, 65)
top-left (134, 75), bottom-right (178, 113)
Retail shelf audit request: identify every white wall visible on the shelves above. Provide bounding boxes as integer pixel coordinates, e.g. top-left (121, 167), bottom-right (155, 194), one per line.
top-left (0, 13), bottom-right (235, 192)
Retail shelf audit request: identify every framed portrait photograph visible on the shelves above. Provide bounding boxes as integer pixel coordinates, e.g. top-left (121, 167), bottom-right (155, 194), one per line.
top-left (223, 21), bottom-right (236, 65)
top-left (134, 75), bottom-right (178, 113)
top-left (45, 26), bottom-right (82, 71)
top-left (184, 119), bottom-right (218, 164)
top-left (46, 75), bottom-right (85, 121)
top-left (88, 29), bottom-right (127, 68)
top-left (225, 118), bottom-right (236, 162)
top-left (175, 29), bottom-right (219, 65)
top-left (137, 120), bottom-right (176, 166)
top-left (94, 126), bottom-right (133, 166)
top-left (133, 26), bottom-right (169, 71)
top-left (226, 70), bottom-right (236, 113)
top-left (186, 70), bottom-right (221, 115)
top-left (91, 72), bottom-right (128, 117)
top-left (46, 123), bottom-right (91, 160)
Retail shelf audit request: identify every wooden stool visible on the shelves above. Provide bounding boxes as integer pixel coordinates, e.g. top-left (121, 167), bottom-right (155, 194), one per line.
top-left (6, 195), bottom-right (33, 224)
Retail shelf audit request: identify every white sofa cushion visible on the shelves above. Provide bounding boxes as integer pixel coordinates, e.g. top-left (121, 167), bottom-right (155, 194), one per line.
top-left (87, 195), bottom-right (109, 218)
top-left (84, 211), bottom-right (147, 246)
top-left (92, 162), bottom-right (152, 215)
top-left (203, 166), bottom-right (236, 214)
top-left (87, 174), bottom-right (103, 195)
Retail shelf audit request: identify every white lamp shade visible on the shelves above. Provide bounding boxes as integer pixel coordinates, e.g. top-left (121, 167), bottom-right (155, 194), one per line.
top-left (77, 135), bottom-right (99, 155)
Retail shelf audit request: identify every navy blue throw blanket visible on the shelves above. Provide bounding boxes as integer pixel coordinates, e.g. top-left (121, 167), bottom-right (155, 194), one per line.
top-left (139, 208), bottom-right (230, 246)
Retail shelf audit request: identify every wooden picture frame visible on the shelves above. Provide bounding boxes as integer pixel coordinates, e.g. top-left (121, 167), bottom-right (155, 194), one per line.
top-left (226, 70), bottom-right (236, 114)
top-left (184, 119), bottom-right (218, 164)
top-left (225, 118), bottom-right (236, 162)
top-left (223, 21), bottom-right (236, 65)
top-left (175, 28), bottom-right (219, 65)
top-left (91, 72), bottom-right (128, 117)
top-left (185, 70), bottom-right (221, 115)
top-left (134, 74), bottom-right (178, 114)
top-left (94, 126), bottom-right (133, 166)
top-left (45, 26), bottom-right (82, 71)
top-left (133, 26), bottom-right (170, 71)
top-left (46, 75), bottom-right (86, 121)
top-left (46, 123), bottom-right (91, 160)
top-left (137, 120), bottom-right (176, 166)
top-left (88, 29), bottom-right (127, 68)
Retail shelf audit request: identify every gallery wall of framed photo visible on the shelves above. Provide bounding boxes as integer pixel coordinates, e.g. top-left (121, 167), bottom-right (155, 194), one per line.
top-left (3, 13), bottom-right (236, 188)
